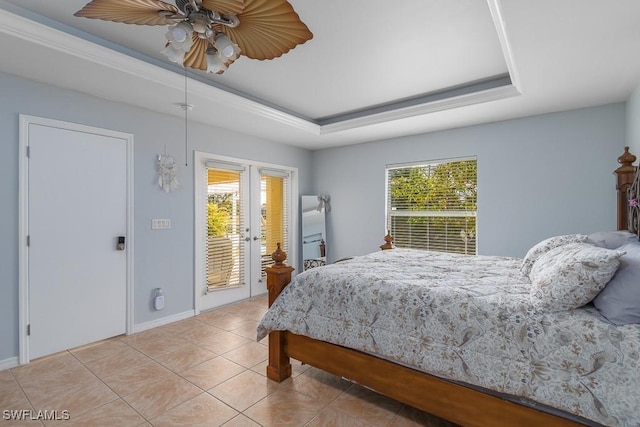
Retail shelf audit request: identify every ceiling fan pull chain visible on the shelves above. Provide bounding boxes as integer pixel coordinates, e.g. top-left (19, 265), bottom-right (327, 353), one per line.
top-left (184, 67), bottom-right (189, 167)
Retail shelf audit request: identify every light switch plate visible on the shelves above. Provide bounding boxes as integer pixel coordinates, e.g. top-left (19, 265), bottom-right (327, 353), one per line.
top-left (151, 219), bottom-right (171, 230)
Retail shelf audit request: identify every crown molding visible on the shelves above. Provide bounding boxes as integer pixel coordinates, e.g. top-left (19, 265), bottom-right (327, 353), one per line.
top-left (0, 7), bottom-right (320, 135)
top-left (320, 84), bottom-right (521, 135)
top-left (487, 0), bottom-right (522, 92)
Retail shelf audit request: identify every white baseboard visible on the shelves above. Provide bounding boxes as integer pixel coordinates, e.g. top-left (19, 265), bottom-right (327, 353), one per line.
top-left (0, 357), bottom-right (19, 371)
top-left (132, 310), bottom-right (195, 334)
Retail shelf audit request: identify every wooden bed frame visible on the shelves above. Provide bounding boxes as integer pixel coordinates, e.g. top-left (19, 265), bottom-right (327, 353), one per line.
top-left (263, 148), bottom-right (639, 427)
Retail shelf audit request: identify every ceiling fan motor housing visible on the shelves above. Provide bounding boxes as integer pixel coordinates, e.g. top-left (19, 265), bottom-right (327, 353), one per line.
top-left (175, 0), bottom-right (201, 14)
top-left (188, 12), bottom-right (212, 35)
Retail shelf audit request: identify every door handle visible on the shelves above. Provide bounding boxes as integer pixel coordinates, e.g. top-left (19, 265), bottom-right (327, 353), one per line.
top-left (117, 236), bottom-right (126, 251)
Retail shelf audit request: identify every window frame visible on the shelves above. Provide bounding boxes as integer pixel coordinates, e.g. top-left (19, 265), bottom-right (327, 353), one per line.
top-left (385, 156), bottom-right (478, 255)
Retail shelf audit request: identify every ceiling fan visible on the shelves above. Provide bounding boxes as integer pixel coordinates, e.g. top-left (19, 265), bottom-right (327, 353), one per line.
top-left (74, 0), bottom-right (313, 74)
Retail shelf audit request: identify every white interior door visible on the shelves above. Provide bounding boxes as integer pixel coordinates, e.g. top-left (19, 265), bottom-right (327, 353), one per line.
top-left (25, 119), bottom-right (130, 360)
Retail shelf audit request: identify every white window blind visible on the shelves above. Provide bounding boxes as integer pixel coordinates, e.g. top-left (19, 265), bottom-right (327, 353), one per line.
top-left (206, 167), bottom-right (245, 290)
top-left (259, 170), bottom-right (290, 280)
top-left (386, 158), bottom-right (477, 255)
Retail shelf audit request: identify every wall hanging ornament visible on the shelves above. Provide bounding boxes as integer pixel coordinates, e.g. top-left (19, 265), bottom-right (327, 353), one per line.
top-left (317, 194), bottom-right (331, 212)
top-left (157, 151), bottom-right (179, 192)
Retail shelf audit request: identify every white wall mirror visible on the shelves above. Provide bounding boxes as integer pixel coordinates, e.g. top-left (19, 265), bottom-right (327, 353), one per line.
top-left (301, 195), bottom-right (327, 270)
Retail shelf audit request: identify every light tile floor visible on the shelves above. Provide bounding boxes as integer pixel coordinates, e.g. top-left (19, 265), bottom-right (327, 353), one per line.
top-left (1, 295), bottom-right (458, 426)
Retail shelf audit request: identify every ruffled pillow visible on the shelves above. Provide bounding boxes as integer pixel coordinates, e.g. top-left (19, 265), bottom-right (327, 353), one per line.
top-left (529, 243), bottom-right (623, 312)
top-left (521, 234), bottom-right (588, 277)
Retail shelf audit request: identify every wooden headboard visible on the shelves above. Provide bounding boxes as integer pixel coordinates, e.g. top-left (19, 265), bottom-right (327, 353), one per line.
top-left (614, 146), bottom-right (639, 234)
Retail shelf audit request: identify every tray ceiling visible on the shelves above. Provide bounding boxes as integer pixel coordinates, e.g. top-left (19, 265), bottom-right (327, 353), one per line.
top-left (1, 0), bottom-right (640, 149)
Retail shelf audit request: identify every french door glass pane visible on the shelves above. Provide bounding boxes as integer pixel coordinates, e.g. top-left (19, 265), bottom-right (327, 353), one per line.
top-left (260, 173), bottom-right (289, 279)
top-left (206, 168), bottom-right (245, 290)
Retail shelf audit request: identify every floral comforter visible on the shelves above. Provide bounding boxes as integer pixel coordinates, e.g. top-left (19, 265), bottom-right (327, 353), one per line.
top-left (257, 249), bottom-right (640, 426)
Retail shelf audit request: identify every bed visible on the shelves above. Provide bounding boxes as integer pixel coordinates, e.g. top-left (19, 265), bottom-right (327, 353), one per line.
top-left (257, 147), bottom-right (640, 427)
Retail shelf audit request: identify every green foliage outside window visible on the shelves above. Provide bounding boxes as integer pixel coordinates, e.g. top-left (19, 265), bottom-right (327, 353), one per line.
top-left (207, 203), bottom-right (230, 236)
top-left (388, 160), bottom-right (477, 254)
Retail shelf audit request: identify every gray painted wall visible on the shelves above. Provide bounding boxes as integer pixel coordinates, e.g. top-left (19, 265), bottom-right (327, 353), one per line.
top-left (312, 104), bottom-right (626, 262)
top-left (626, 83), bottom-right (640, 156)
top-left (0, 71), bottom-right (313, 362)
top-left (0, 68), bottom-right (630, 364)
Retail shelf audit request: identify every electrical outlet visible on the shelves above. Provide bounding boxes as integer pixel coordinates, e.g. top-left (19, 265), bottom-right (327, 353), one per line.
top-left (151, 219), bottom-right (171, 230)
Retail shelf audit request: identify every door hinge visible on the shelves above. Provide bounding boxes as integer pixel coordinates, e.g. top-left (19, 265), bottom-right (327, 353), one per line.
top-left (26, 235), bottom-right (30, 247)
top-left (26, 146), bottom-right (30, 158)
top-left (27, 324), bottom-right (30, 336)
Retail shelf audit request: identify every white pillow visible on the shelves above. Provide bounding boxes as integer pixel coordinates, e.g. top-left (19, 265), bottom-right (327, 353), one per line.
top-left (529, 243), bottom-right (624, 312)
top-left (520, 234), bottom-right (588, 277)
top-left (587, 230), bottom-right (638, 249)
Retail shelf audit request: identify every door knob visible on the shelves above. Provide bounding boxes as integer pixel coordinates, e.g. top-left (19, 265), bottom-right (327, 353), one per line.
top-left (245, 237), bottom-right (251, 242)
top-left (253, 236), bottom-right (259, 241)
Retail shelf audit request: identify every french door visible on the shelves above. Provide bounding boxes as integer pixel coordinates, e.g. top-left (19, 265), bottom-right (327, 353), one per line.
top-left (194, 152), bottom-right (297, 312)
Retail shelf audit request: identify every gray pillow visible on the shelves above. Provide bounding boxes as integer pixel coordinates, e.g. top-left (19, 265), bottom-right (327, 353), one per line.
top-left (593, 242), bottom-right (640, 325)
top-left (588, 230), bottom-right (638, 249)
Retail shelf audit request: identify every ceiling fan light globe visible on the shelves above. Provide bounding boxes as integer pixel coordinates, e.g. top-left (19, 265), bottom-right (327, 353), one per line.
top-left (215, 33), bottom-right (238, 59)
top-left (170, 21), bottom-right (194, 42)
top-left (165, 28), bottom-right (175, 42)
top-left (168, 26), bottom-right (188, 42)
top-left (206, 51), bottom-right (227, 74)
top-left (172, 36), bottom-right (194, 52)
top-left (161, 44), bottom-right (185, 64)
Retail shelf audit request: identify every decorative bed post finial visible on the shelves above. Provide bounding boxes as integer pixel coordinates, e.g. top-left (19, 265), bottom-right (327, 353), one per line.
top-left (617, 146), bottom-right (637, 173)
top-left (380, 231), bottom-right (395, 250)
top-left (271, 242), bottom-right (287, 266)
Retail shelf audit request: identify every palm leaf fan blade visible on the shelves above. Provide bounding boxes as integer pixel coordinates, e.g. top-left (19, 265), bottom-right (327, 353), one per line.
top-left (201, 0), bottom-right (245, 15)
top-left (221, 0), bottom-right (312, 60)
top-left (74, 0), bottom-right (181, 26)
top-left (183, 36), bottom-right (208, 70)
top-left (242, 27), bottom-right (296, 59)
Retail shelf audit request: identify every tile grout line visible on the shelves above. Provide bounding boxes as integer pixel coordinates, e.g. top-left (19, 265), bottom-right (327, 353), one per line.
top-left (8, 294), bottom-right (427, 427)
top-left (7, 367), bottom-right (43, 426)
top-left (69, 345), bottom-right (153, 425)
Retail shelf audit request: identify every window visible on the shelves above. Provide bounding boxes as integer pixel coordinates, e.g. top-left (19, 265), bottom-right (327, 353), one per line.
top-left (386, 157), bottom-right (477, 254)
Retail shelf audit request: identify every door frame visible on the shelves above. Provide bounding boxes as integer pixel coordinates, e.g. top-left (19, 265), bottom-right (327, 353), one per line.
top-left (193, 151), bottom-right (298, 315)
top-left (18, 115), bottom-right (135, 364)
